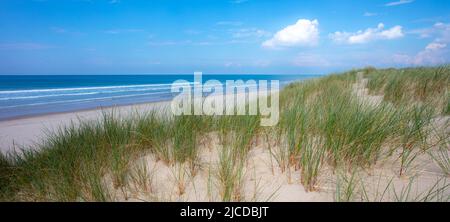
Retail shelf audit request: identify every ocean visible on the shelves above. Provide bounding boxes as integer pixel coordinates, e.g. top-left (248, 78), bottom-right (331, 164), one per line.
top-left (0, 74), bottom-right (320, 120)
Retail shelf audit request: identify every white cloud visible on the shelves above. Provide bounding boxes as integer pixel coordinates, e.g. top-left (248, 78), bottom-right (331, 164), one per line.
top-left (364, 12), bottom-right (377, 17)
top-left (262, 19), bottom-right (319, 49)
top-left (408, 28), bottom-right (434, 38)
top-left (385, 0), bottom-right (414, 7)
top-left (393, 47), bottom-right (447, 66)
top-left (379, 25), bottom-right (403, 38)
top-left (393, 22), bottom-right (450, 66)
top-left (329, 23), bottom-right (404, 44)
top-left (413, 47), bottom-right (447, 65)
top-left (425, 42), bottom-right (447, 50)
top-left (433, 22), bottom-right (450, 43)
top-left (409, 22), bottom-right (450, 39)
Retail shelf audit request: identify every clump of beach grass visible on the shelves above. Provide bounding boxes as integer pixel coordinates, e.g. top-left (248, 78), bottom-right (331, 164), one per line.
top-left (334, 170), bottom-right (359, 202)
top-left (0, 152), bottom-right (13, 200)
top-left (366, 66), bottom-right (450, 115)
top-left (279, 72), bottom-right (404, 190)
top-left (217, 144), bottom-right (245, 202)
top-left (134, 111), bottom-right (172, 162)
top-left (429, 145), bottom-right (450, 177)
top-left (397, 105), bottom-right (434, 176)
top-left (335, 172), bottom-right (450, 202)
top-left (214, 114), bottom-right (260, 201)
top-left (128, 159), bottom-right (155, 197)
top-left (277, 66), bottom-right (448, 192)
top-left (391, 177), bottom-right (450, 202)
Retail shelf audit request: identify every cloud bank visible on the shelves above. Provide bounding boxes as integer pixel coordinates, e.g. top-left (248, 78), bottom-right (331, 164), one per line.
top-left (394, 22), bottom-right (449, 65)
top-left (330, 23), bottom-right (404, 44)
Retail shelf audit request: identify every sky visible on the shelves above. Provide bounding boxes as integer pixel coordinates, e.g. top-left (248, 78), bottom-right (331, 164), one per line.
top-left (0, 0), bottom-right (449, 75)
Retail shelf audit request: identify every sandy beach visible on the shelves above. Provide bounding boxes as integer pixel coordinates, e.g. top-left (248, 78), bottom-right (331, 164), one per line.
top-left (0, 88), bottom-right (272, 154)
top-left (0, 100), bottom-right (172, 154)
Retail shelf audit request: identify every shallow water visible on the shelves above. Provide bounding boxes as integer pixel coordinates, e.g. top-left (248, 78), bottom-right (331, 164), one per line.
top-left (0, 74), bottom-right (320, 120)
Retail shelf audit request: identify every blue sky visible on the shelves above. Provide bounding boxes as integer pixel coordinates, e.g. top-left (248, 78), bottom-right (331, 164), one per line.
top-left (0, 0), bottom-right (449, 74)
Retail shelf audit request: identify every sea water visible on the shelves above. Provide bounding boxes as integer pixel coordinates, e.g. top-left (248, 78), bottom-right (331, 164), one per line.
top-left (0, 74), bottom-right (320, 120)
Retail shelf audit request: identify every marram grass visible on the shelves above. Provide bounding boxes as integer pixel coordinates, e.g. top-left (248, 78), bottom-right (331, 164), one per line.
top-left (0, 66), bottom-right (449, 201)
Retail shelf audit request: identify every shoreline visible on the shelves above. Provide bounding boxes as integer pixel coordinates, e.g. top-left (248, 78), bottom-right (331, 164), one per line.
top-left (0, 98), bottom-right (174, 122)
top-left (0, 99), bottom-right (172, 153)
top-left (0, 75), bottom-right (308, 121)
top-left (0, 89), bottom-right (280, 153)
